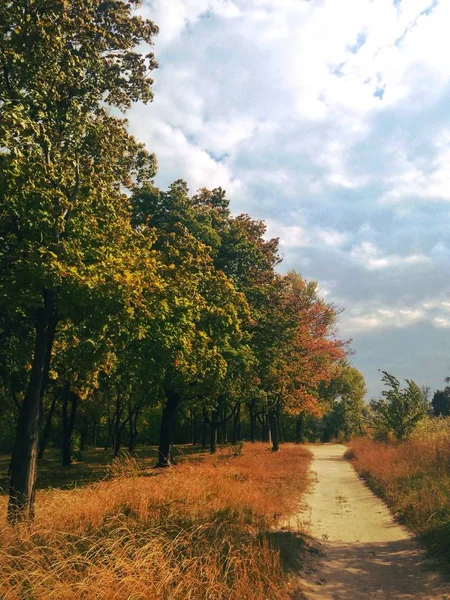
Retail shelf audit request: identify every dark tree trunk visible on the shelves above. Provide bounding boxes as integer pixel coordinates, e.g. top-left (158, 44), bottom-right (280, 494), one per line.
top-left (112, 390), bottom-right (127, 458)
top-left (128, 401), bottom-right (139, 453)
top-left (79, 417), bottom-right (89, 451)
top-left (201, 412), bottom-right (208, 449)
top-left (105, 393), bottom-right (113, 450)
top-left (113, 401), bottom-right (122, 458)
top-left (190, 410), bottom-right (197, 445)
top-left (277, 414), bottom-right (284, 444)
top-left (105, 418), bottom-right (112, 450)
top-left (8, 290), bottom-right (55, 522)
top-left (206, 398), bottom-right (236, 454)
top-left (268, 408), bottom-right (279, 452)
top-left (128, 409), bottom-right (134, 453)
top-left (210, 421), bottom-right (217, 454)
top-left (62, 386), bottom-right (79, 466)
top-left (157, 389), bottom-right (179, 467)
top-left (221, 408), bottom-right (228, 443)
top-left (296, 413), bottom-right (305, 444)
top-left (128, 399), bottom-right (134, 453)
top-left (248, 399), bottom-right (256, 442)
top-left (261, 408), bottom-right (270, 442)
top-left (232, 402), bottom-right (241, 444)
top-left (113, 426), bottom-right (122, 457)
top-left (37, 393), bottom-right (58, 460)
top-left (92, 419), bottom-right (99, 448)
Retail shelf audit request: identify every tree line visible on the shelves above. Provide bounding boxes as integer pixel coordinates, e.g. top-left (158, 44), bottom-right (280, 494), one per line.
top-left (0, 0), bottom-right (357, 522)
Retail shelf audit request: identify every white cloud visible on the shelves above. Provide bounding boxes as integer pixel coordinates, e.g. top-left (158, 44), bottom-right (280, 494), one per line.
top-left (134, 0), bottom-right (450, 396)
top-left (141, 0), bottom-right (242, 45)
top-left (265, 221), bottom-right (349, 250)
top-left (350, 242), bottom-right (429, 270)
top-left (130, 118), bottom-right (242, 193)
top-left (341, 296), bottom-right (450, 334)
top-left (380, 131), bottom-right (450, 204)
top-left (265, 220), bottom-right (310, 248)
top-left (342, 305), bottom-right (425, 333)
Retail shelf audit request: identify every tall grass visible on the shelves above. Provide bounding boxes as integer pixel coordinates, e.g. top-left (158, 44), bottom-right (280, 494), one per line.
top-left (0, 444), bottom-right (311, 599)
top-left (348, 417), bottom-right (450, 564)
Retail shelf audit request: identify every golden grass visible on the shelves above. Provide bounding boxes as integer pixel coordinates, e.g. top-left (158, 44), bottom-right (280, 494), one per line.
top-left (348, 419), bottom-right (450, 564)
top-left (0, 443), bottom-right (311, 599)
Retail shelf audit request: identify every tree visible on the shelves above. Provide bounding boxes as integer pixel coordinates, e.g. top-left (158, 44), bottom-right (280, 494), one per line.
top-left (0, 0), bottom-right (158, 521)
top-left (432, 387), bottom-right (450, 417)
top-left (371, 371), bottom-right (427, 441)
top-left (254, 272), bottom-right (347, 451)
top-left (321, 364), bottom-right (367, 441)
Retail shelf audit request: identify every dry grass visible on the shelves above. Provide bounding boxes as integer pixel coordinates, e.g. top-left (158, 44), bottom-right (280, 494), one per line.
top-left (348, 419), bottom-right (450, 564)
top-left (0, 443), bottom-right (311, 599)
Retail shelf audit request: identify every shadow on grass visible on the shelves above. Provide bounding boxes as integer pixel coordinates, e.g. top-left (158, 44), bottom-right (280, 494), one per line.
top-left (261, 529), bottom-right (318, 600)
top-left (0, 444), bottom-right (210, 495)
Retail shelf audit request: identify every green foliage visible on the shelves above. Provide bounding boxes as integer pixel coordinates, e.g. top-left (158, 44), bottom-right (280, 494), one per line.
top-left (321, 364), bottom-right (367, 441)
top-left (432, 387), bottom-right (450, 417)
top-left (370, 371), bottom-right (427, 441)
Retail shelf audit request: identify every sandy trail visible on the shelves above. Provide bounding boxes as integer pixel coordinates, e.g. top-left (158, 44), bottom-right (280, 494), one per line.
top-left (297, 444), bottom-right (450, 600)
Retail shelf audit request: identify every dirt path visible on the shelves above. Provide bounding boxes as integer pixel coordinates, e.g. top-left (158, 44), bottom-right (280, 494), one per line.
top-left (297, 444), bottom-right (450, 600)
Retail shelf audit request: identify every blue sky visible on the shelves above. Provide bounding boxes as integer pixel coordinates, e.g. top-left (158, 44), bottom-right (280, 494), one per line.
top-left (130, 0), bottom-right (450, 398)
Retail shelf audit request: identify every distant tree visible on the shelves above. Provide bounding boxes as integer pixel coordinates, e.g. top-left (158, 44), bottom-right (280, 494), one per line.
top-left (432, 387), bottom-right (450, 417)
top-left (370, 371), bottom-right (427, 441)
top-left (321, 364), bottom-right (367, 441)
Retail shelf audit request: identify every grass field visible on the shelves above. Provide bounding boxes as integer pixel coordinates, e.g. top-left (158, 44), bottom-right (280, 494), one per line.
top-left (347, 419), bottom-right (450, 567)
top-left (0, 443), bottom-right (311, 599)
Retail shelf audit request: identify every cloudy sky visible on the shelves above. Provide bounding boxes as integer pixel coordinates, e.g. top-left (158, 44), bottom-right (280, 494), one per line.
top-left (130, 0), bottom-right (450, 398)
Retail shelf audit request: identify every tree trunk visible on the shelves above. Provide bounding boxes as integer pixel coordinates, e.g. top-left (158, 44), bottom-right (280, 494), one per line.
top-left (201, 412), bottom-right (208, 450)
top-left (79, 417), bottom-right (88, 451)
top-left (248, 399), bottom-right (256, 442)
top-left (190, 410), bottom-right (197, 445)
top-left (105, 393), bottom-right (112, 450)
top-left (221, 408), bottom-right (228, 443)
top-left (157, 389), bottom-right (179, 467)
top-left (296, 413), bottom-right (305, 444)
top-left (112, 391), bottom-right (126, 458)
top-left (8, 290), bottom-right (55, 522)
top-left (113, 426), bottom-right (122, 457)
top-left (62, 386), bottom-right (79, 466)
top-left (261, 408), bottom-right (270, 442)
top-left (128, 400), bottom-right (134, 453)
top-left (37, 393), bottom-right (58, 460)
top-left (268, 408), bottom-right (279, 452)
top-left (93, 419), bottom-right (99, 448)
top-left (128, 401), bottom-right (139, 453)
top-left (210, 421), bottom-right (217, 454)
top-left (232, 402), bottom-right (241, 444)
top-left (277, 415), bottom-right (284, 444)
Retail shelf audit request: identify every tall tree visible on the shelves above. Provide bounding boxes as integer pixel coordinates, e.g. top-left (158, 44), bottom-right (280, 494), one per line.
top-left (0, 0), bottom-right (158, 520)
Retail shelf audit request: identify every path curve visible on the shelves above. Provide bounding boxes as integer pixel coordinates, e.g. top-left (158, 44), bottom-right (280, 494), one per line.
top-left (299, 444), bottom-right (450, 600)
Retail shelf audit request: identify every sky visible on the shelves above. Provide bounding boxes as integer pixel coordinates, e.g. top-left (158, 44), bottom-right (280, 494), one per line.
top-left (129, 0), bottom-right (450, 399)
